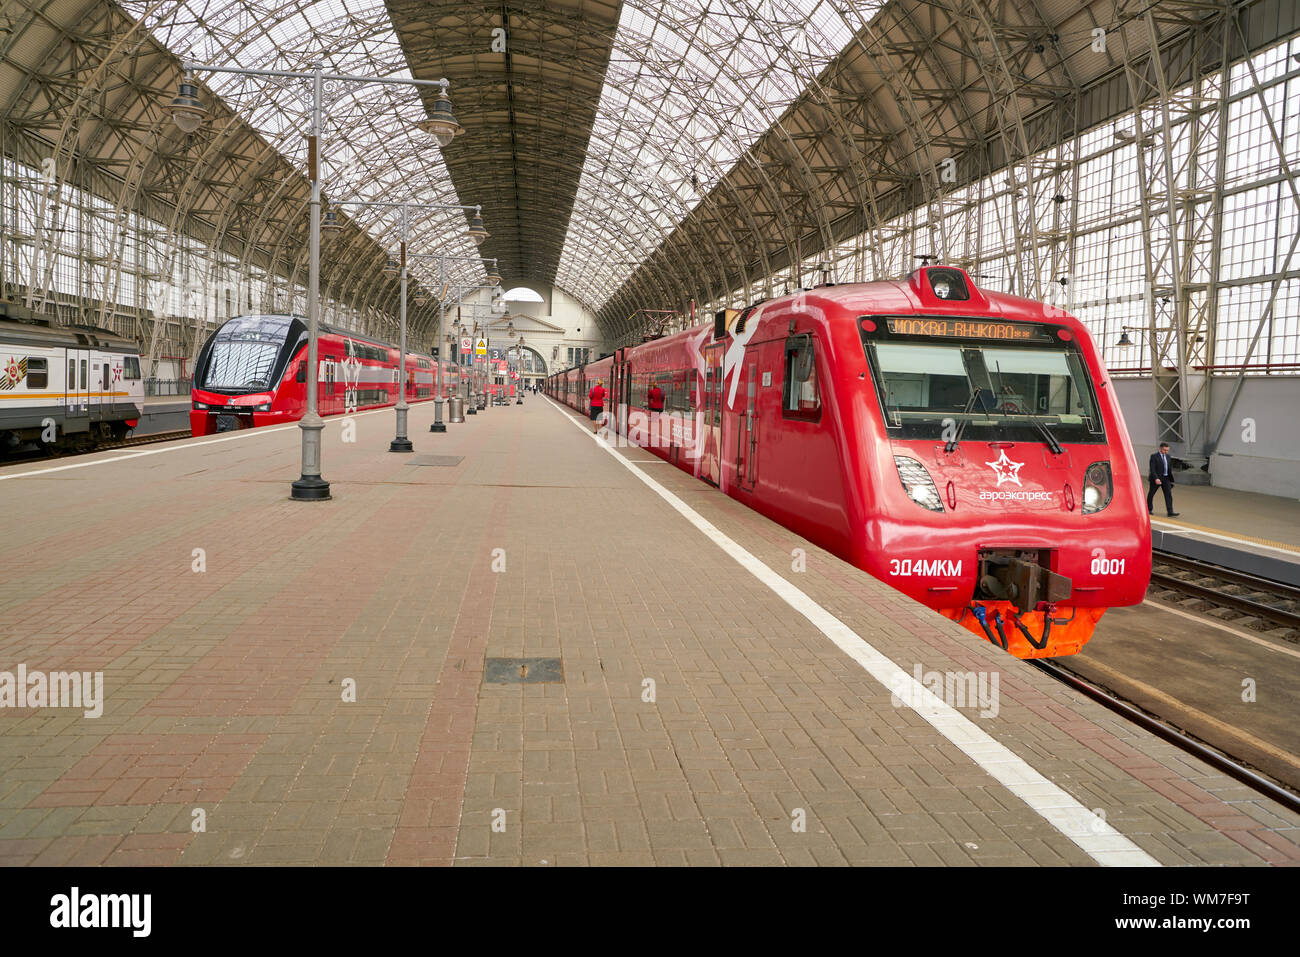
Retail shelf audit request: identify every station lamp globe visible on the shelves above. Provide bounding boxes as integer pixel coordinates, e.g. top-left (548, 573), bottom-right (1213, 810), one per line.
top-left (170, 79), bottom-right (206, 133)
top-left (485, 269), bottom-right (503, 287)
top-left (383, 258), bottom-right (400, 278)
top-left (416, 79), bottom-right (463, 148)
top-left (321, 208), bottom-right (343, 238)
top-left (1117, 327), bottom-right (1135, 349)
top-left (467, 207), bottom-right (488, 246)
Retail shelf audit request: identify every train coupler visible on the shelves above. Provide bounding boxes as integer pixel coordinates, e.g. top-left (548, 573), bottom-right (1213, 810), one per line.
top-left (975, 549), bottom-right (1071, 615)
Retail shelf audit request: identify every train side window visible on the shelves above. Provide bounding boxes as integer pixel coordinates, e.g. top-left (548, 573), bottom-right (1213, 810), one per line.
top-left (123, 356), bottom-right (141, 380)
top-left (296, 361), bottom-right (306, 383)
top-left (26, 358), bottom-right (48, 388)
top-left (69, 358), bottom-right (75, 389)
top-left (783, 336), bottom-right (821, 421)
top-left (80, 359), bottom-right (87, 389)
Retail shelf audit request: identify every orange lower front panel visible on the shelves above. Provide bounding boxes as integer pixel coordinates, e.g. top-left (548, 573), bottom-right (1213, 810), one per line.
top-left (940, 604), bottom-right (1106, 659)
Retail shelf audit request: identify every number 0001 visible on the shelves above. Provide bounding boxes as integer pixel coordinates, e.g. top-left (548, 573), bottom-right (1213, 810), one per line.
top-left (1090, 557), bottom-right (1126, 575)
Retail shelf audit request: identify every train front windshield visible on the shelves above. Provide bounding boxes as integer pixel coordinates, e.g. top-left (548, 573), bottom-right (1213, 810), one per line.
top-left (200, 315), bottom-right (294, 392)
top-left (864, 333), bottom-right (1106, 445)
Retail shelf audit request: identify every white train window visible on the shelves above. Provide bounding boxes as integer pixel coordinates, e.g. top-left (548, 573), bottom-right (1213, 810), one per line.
top-left (27, 358), bottom-right (48, 388)
top-left (123, 357), bottom-right (141, 380)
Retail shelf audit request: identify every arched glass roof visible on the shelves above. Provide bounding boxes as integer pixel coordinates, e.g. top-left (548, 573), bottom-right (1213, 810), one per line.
top-left (554, 0), bottom-right (869, 312)
top-left (5, 0), bottom-right (1293, 385)
top-left (119, 0), bottom-right (491, 296)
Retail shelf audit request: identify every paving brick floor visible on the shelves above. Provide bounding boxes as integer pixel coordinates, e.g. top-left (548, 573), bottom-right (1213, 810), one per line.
top-left (0, 396), bottom-right (1296, 866)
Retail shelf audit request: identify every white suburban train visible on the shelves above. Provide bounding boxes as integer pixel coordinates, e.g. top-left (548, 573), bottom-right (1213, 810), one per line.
top-left (0, 307), bottom-right (144, 453)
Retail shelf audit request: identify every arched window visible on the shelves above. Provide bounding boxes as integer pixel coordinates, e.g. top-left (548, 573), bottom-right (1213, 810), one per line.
top-left (502, 286), bottom-right (544, 303)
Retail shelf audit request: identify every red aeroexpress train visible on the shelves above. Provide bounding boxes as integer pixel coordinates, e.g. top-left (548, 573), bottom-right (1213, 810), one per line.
top-left (547, 266), bottom-right (1151, 658)
top-left (190, 314), bottom-right (461, 436)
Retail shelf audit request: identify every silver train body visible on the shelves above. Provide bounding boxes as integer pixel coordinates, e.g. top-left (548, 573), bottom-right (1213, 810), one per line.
top-left (0, 314), bottom-right (144, 452)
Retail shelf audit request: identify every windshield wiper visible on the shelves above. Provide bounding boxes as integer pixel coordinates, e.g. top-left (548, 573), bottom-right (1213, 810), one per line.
top-left (945, 389), bottom-right (981, 452)
top-left (1024, 411), bottom-right (1063, 455)
top-left (992, 361), bottom-right (1064, 455)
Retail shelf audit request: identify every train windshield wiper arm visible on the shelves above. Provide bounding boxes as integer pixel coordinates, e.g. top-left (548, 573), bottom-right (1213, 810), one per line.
top-left (1024, 410), bottom-right (1064, 455)
top-left (945, 389), bottom-right (981, 452)
top-left (991, 360), bottom-right (1063, 454)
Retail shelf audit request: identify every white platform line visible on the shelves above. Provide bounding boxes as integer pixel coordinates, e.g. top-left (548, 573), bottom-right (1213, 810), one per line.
top-left (551, 398), bottom-right (1159, 867)
top-left (0, 406), bottom-right (394, 483)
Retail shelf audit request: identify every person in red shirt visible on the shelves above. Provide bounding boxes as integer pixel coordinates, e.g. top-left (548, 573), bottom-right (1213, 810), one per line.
top-left (648, 382), bottom-right (665, 413)
top-left (588, 379), bottom-right (606, 432)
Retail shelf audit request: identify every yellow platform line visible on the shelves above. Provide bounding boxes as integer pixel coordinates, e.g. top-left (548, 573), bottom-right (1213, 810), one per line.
top-left (1157, 516), bottom-right (1300, 555)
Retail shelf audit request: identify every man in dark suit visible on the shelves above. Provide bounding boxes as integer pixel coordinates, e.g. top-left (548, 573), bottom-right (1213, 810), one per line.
top-left (1147, 442), bottom-right (1179, 517)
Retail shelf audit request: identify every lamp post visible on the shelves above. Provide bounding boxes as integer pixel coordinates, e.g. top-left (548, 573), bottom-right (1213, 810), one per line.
top-left (515, 335), bottom-right (526, 403)
top-left (404, 255), bottom-right (499, 432)
top-left (172, 62), bottom-right (464, 499)
top-left (441, 287), bottom-right (502, 416)
top-left (324, 201), bottom-right (486, 447)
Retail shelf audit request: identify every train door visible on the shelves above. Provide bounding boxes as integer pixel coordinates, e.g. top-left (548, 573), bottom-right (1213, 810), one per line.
top-left (622, 359), bottom-right (632, 426)
top-left (607, 355), bottom-right (620, 432)
top-left (736, 360), bottom-right (758, 491)
top-left (66, 348), bottom-right (90, 414)
top-left (700, 343), bottom-right (724, 486)
top-left (99, 358), bottom-right (112, 418)
top-left (324, 358), bottom-right (336, 414)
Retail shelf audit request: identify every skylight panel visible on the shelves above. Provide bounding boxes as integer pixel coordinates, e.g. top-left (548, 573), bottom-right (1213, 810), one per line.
top-left (557, 0), bottom-right (879, 312)
top-left (117, 0), bottom-right (482, 283)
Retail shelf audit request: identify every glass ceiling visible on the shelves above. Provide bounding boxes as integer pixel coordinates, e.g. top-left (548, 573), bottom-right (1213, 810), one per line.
top-left (118, 0), bottom-right (489, 297)
top-left (117, 0), bottom-right (881, 315)
top-left (553, 0), bottom-right (875, 312)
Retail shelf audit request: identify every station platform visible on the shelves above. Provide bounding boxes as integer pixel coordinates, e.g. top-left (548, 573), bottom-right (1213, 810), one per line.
top-left (135, 396), bottom-right (191, 436)
top-left (1151, 485), bottom-right (1300, 587)
top-left (0, 398), bottom-right (1297, 867)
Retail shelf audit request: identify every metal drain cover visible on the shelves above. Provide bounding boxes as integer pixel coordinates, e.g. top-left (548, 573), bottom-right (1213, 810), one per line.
top-left (408, 455), bottom-right (464, 467)
top-left (484, 657), bottom-right (563, 684)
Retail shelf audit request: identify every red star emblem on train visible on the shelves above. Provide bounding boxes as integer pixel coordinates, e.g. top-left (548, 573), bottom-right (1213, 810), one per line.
top-left (985, 449), bottom-right (1025, 487)
top-left (3, 356), bottom-right (20, 386)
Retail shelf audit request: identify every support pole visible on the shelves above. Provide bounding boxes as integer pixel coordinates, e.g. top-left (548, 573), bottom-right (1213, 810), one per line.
top-left (390, 203), bottom-right (413, 452)
top-left (291, 64), bottom-right (330, 501)
top-left (432, 254), bottom-right (447, 432)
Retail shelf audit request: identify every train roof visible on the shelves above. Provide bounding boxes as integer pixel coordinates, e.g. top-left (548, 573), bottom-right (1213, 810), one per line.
top-left (214, 313), bottom-right (442, 358)
top-left (743, 269), bottom-right (1074, 326)
top-left (0, 315), bottom-right (139, 351)
top-left (554, 268), bottom-right (1082, 375)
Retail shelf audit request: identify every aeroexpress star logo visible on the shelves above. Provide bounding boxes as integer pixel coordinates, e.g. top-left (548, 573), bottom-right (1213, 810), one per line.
top-left (986, 449), bottom-right (1025, 487)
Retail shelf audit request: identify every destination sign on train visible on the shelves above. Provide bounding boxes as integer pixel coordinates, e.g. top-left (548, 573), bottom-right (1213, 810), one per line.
top-left (886, 317), bottom-right (1049, 340)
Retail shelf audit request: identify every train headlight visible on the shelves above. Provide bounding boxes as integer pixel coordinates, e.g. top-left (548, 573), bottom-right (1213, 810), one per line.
top-left (926, 267), bottom-right (970, 301)
top-left (253, 402), bottom-right (271, 412)
top-left (192, 402), bottom-right (210, 410)
top-left (1082, 461), bottom-right (1113, 514)
top-left (894, 455), bottom-right (944, 512)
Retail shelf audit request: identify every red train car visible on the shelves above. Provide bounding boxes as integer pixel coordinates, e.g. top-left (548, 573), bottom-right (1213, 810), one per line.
top-left (547, 266), bottom-right (1151, 658)
top-left (190, 314), bottom-right (459, 435)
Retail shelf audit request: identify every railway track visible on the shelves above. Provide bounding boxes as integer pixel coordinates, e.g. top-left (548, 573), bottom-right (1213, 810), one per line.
top-left (1030, 656), bottom-right (1300, 816)
top-left (2, 428), bottom-right (192, 465)
top-left (1148, 549), bottom-right (1300, 639)
top-left (1024, 549), bottom-right (1300, 815)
